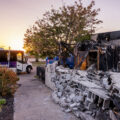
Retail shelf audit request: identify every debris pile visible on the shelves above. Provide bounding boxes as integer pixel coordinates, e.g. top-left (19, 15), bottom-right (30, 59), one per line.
top-left (51, 66), bottom-right (120, 120)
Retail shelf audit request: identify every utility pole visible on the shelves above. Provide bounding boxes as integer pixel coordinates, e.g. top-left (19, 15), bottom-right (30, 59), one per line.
top-left (8, 46), bottom-right (11, 67)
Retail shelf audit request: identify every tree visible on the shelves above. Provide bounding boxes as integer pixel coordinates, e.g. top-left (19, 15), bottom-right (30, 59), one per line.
top-left (24, 28), bottom-right (41, 61)
top-left (24, 0), bottom-right (102, 58)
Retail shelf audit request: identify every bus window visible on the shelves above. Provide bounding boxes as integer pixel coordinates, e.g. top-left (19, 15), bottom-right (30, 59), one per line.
top-left (23, 57), bottom-right (27, 63)
top-left (17, 52), bottom-right (22, 62)
top-left (10, 52), bottom-right (17, 61)
top-left (0, 51), bottom-right (8, 62)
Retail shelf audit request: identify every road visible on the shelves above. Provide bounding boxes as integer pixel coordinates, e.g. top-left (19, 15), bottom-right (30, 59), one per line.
top-left (14, 67), bottom-right (78, 120)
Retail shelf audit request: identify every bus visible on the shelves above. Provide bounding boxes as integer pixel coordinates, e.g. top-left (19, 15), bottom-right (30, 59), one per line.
top-left (0, 50), bottom-right (32, 73)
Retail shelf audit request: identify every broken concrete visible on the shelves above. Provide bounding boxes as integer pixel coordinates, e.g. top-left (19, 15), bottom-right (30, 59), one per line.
top-left (49, 65), bottom-right (120, 120)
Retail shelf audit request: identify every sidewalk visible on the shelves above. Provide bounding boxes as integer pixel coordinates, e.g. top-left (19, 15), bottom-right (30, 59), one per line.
top-left (14, 68), bottom-right (78, 120)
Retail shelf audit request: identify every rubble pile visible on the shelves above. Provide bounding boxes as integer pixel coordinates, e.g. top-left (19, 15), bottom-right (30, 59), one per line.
top-left (51, 66), bottom-right (120, 120)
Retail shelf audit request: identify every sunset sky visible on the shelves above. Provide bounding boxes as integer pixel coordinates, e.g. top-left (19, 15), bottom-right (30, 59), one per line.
top-left (0, 0), bottom-right (120, 50)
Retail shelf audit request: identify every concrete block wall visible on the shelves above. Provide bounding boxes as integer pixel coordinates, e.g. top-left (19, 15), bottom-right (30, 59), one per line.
top-left (45, 62), bottom-right (58, 90)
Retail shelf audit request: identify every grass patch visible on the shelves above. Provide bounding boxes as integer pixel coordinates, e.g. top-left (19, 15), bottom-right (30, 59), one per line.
top-left (32, 61), bottom-right (46, 67)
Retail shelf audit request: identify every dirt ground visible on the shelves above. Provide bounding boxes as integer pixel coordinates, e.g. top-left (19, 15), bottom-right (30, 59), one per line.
top-left (14, 67), bottom-right (78, 120)
top-left (0, 95), bottom-right (14, 120)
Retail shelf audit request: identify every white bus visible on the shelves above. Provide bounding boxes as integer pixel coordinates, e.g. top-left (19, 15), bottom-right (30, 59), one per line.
top-left (0, 50), bottom-right (32, 73)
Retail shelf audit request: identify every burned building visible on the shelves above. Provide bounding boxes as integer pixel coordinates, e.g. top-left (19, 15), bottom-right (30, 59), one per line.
top-left (44, 31), bottom-right (120, 120)
top-left (74, 30), bottom-right (120, 72)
